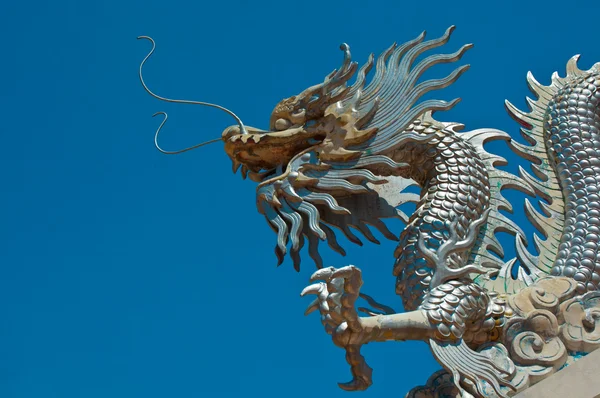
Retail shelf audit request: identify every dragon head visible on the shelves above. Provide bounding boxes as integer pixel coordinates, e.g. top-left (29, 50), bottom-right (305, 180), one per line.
top-left (139, 27), bottom-right (471, 270)
top-left (220, 43), bottom-right (383, 181)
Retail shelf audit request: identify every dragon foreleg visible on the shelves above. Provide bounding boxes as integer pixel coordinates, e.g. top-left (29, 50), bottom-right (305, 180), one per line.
top-left (302, 264), bottom-right (518, 397)
top-left (301, 265), bottom-right (435, 391)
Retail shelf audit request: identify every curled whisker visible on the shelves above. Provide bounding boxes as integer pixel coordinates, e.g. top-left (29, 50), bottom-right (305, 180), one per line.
top-left (152, 112), bottom-right (221, 154)
top-left (137, 35), bottom-right (248, 136)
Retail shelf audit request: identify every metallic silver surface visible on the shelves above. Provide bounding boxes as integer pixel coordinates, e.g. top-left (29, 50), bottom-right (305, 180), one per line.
top-left (140, 27), bottom-right (600, 398)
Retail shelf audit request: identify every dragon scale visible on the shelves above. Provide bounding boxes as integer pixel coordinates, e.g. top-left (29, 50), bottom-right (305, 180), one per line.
top-left (546, 72), bottom-right (600, 293)
top-left (140, 28), bottom-right (600, 397)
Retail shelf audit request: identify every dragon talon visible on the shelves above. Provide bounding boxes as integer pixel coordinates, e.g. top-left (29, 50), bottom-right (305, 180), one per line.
top-left (300, 283), bottom-right (324, 297)
top-left (319, 300), bottom-right (330, 312)
top-left (304, 298), bottom-right (320, 315)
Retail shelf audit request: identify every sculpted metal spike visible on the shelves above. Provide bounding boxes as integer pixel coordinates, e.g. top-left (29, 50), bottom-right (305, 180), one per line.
top-left (139, 28), bottom-right (600, 397)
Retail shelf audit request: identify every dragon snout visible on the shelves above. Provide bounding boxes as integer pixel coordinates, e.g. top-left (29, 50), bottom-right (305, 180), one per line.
top-left (221, 123), bottom-right (324, 177)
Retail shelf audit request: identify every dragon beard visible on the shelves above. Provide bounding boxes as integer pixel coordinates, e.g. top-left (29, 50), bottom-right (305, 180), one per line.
top-left (256, 148), bottom-right (420, 270)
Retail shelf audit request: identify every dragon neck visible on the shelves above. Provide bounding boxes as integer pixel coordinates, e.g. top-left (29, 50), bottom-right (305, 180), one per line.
top-left (390, 119), bottom-right (491, 310)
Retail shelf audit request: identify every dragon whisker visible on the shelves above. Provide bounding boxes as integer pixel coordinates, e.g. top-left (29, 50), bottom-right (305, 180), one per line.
top-left (138, 35), bottom-right (248, 154)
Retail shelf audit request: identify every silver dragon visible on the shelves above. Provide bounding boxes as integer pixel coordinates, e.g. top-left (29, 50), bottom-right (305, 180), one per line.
top-left (138, 27), bottom-right (600, 397)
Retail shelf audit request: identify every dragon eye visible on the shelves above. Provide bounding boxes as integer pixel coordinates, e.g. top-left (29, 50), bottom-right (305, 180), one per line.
top-left (275, 118), bottom-right (292, 131)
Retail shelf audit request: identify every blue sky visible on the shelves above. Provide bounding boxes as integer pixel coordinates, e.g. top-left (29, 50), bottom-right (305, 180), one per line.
top-left (2, 0), bottom-right (600, 397)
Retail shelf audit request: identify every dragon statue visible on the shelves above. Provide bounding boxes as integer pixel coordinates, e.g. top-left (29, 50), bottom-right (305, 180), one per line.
top-left (138, 27), bottom-right (600, 397)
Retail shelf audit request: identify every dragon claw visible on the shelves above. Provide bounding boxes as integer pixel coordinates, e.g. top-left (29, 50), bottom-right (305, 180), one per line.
top-left (301, 264), bottom-right (373, 391)
top-left (304, 298), bottom-right (320, 315)
top-left (300, 283), bottom-right (324, 297)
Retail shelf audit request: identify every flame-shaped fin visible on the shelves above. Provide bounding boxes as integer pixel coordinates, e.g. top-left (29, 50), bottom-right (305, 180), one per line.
top-left (339, 27), bottom-right (472, 156)
top-left (515, 233), bottom-right (539, 277)
top-left (459, 128), bottom-right (537, 290)
top-left (430, 339), bottom-right (517, 397)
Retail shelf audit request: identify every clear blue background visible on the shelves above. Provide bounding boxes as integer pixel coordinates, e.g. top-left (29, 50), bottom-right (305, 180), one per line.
top-left (2, 0), bottom-right (599, 397)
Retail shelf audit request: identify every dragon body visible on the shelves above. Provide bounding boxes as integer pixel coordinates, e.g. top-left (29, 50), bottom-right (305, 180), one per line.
top-left (545, 72), bottom-right (600, 290)
top-left (140, 27), bottom-right (600, 397)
